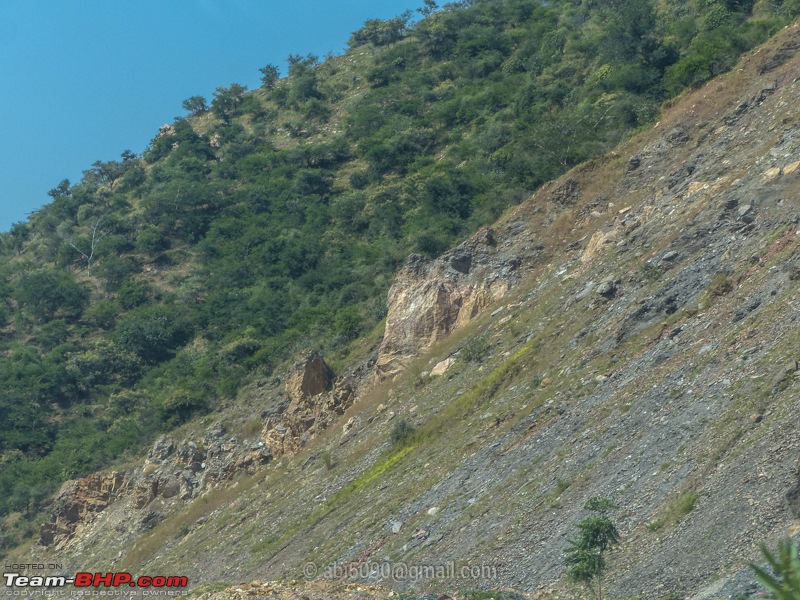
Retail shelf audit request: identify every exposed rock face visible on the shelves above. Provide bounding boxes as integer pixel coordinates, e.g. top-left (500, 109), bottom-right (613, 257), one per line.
top-left (376, 228), bottom-right (523, 380)
top-left (40, 430), bottom-right (271, 549)
top-left (39, 472), bottom-right (128, 549)
top-left (37, 353), bottom-right (350, 552)
top-left (263, 352), bottom-right (354, 458)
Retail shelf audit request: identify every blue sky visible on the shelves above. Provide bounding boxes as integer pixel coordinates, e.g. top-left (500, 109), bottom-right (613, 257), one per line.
top-left (0, 0), bottom-right (419, 233)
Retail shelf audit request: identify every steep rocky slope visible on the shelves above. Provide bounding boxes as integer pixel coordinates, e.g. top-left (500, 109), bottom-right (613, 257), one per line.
top-left (13, 22), bottom-right (800, 600)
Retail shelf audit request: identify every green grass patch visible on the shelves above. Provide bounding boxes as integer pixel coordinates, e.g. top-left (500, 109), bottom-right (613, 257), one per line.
top-left (330, 444), bottom-right (416, 504)
top-left (647, 491), bottom-right (700, 532)
top-left (425, 341), bottom-right (537, 437)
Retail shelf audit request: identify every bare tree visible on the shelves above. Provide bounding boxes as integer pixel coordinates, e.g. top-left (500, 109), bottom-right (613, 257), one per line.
top-left (58, 215), bottom-right (111, 271)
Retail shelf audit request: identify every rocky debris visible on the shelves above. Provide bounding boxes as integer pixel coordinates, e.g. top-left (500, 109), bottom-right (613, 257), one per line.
top-left (738, 204), bottom-right (755, 223)
top-left (666, 126), bottom-right (690, 146)
top-left (39, 472), bottom-right (128, 549)
top-left (158, 123), bottom-right (176, 137)
top-left (149, 435), bottom-right (176, 462)
top-left (787, 467), bottom-right (800, 518)
top-left (575, 281), bottom-right (594, 301)
top-left (550, 179), bottom-right (581, 207)
top-left (784, 160), bottom-right (800, 176)
top-left (661, 250), bottom-right (679, 262)
top-left (40, 423), bottom-right (277, 549)
top-left (195, 580), bottom-right (402, 600)
top-left (263, 353), bottom-right (354, 458)
top-left (376, 228), bottom-right (525, 380)
top-left (724, 83), bottom-right (778, 125)
top-left (758, 29), bottom-right (800, 73)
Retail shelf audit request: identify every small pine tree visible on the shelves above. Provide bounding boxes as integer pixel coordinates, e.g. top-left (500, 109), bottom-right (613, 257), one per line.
top-left (564, 497), bottom-right (620, 600)
top-left (750, 539), bottom-right (800, 600)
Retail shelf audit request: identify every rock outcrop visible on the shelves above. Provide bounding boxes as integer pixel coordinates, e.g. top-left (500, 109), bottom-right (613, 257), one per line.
top-left (375, 228), bottom-right (523, 380)
top-left (39, 472), bottom-right (128, 549)
top-left (40, 429), bottom-right (271, 549)
top-left (37, 352), bottom-right (351, 551)
top-left (263, 352), bottom-right (355, 458)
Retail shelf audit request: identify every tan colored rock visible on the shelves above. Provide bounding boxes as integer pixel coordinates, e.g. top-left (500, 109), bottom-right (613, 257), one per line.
top-left (581, 229), bottom-right (621, 263)
top-left (764, 166), bottom-right (782, 179)
top-left (264, 355), bottom-right (354, 458)
top-left (687, 181), bottom-right (710, 195)
top-left (234, 449), bottom-right (271, 472)
top-left (431, 356), bottom-right (455, 376)
top-left (375, 228), bottom-right (520, 380)
top-left (39, 471), bottom-right (128, 548)
top-left (784, 160), bottom-right (800, 175)
top-left (285, 351), bottom-right (332, 407)
top-left (132, 479), bottom-right (157, 509)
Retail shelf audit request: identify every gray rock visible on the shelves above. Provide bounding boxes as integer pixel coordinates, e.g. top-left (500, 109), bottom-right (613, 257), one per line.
top-left (662, 250), bottom-right (679, 262)
top-left (596, 277), bottom-right (617, 298)
top-left (627, 155), bottom-right (641, 172)
top-left (159, 477), bottom-right (181, 499)
top-left (576, 282), bottom-right (594, 301)
top-left (149, 436), bottom-right (175, 461)
top-left (450, 253), bottom-right (472, 274)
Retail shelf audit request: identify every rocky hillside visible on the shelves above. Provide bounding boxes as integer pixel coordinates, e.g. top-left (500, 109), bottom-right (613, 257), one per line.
top-left (8, 17), bottom-right (800, 600)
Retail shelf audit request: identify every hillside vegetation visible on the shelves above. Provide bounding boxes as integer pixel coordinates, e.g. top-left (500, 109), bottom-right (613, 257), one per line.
top-left (1, 0), bottom-right (798, 554)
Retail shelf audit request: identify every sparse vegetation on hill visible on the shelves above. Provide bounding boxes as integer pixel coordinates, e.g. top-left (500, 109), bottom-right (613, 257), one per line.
top-left (1, 0), bottom-right (799, 555)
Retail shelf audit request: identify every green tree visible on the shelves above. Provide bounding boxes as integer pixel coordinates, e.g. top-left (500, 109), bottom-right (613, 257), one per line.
top-left (134, 226), bottom-right (169, 256)
top-left (211, 83), bottom-right (248, 123)
top-left (348, 14), bottom-right (410, 48)
top-left (13, 269), bottom-right (89, 323)
top-left (564, 497), bottom-right (620, 600)
top-left (118, 279), bottom-right (150, 309)
top-left (418, 0), bottom-right (438, 17)
top-left (182, 96), bottom-right (208, 115)
top-left (259, 64), bottom-right (280, 90)
top-left (750, 539), bottom-right (800, 600)
top-left (116, 304), bottom-right (193, 364)
top-left (47, 179), bottom-right (71, 200)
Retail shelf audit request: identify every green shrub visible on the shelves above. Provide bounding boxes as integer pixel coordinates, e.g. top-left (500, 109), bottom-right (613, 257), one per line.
top-left (116, 304), bottom-right (193, 364)
top-left (135, 226), bottom-right (170, 255)
top-left (390, 419), bottom-right (416, 447)
top-left (640, 262), bottom-right (661, 283)
top-left (321, 450), bottom-right (335, 470)
top-left (83, 300), bottom-right (118, 330)
top-left (461, 335), bottom-right (490, 363)
top-left (118, 279), bottom-right (150, 309)
top-left (707, 273), bottom-right (733, 297)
